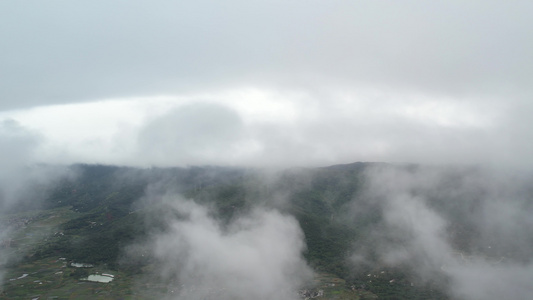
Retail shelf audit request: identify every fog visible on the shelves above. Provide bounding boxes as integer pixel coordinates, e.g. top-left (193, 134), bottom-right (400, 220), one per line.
top-left (137, 103), bottom-right (248, 166)
top-left (0, 120), bottom-right (74, 288)
top-left (127, 190), bottom-right (312, 300)
top-left (1, 1), bottom-right (533, 168)
top-left (349, 165), bottom-right (533, 299)
top-left (1, 1), bottom-right (533, 298)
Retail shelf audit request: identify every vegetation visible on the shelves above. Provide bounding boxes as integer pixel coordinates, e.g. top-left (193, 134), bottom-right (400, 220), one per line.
top-left (1, 163), bottom-right (464, 299)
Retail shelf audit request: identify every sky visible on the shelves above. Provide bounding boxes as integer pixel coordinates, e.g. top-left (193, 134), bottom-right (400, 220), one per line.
top-left (1, 0), bottom-right (533, 168)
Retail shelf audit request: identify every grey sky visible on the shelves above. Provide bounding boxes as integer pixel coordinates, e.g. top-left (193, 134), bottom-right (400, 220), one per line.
top-left (1, 1), bottom-right (532, 167)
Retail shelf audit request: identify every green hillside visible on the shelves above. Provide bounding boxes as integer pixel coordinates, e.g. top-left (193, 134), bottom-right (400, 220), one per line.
top-left (3, 163), bottom-right (529, 299)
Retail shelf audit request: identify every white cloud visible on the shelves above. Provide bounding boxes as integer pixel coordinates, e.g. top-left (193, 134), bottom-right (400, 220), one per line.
top-left (0, 120), bottom-right (75, 286)
top-left (350, 165), bottom-right (533, 300)
top-left (0, 85), bottom-right (526, 167)
top-left (130, 194), bottom-right (312, 300)
top-left (0, 1), bottom-right (532, 168)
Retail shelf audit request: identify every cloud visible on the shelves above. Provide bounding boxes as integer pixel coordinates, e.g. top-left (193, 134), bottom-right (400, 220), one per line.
top-left (1, 1), bottom-right (532, 168)
top-left (136, 102), bottom-right (250, 166)
top-left (348, 165), bottom-right (533, 299)
top-left (1, 1), bottom-right (532, 111)
top-left (128, 192), bottom-right (312, 300)
top-left (0, 119), bottom-right (76, 209)
top-left (6, 89), bottom-right (531, 168)
top-left (447, 262), bottom-right (533, 300)
top-left (0, 120), bottom-right (76, 287)
top-left (0, 119), bottom-right (42, 207)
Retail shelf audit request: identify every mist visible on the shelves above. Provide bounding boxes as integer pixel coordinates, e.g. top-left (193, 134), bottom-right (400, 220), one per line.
top-left (126, 189), bottom-right (312, 300)
top-left (1, 1), bottom-right (533, 298)
top-left (2, 1), bottom-right (533, 168)
top-left (348, 165), bottom-right (533, 299)
top-left (0, 120), bottom-right (75, 288)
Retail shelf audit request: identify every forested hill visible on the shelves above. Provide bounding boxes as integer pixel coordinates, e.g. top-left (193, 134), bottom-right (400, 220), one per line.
top-left (4, 162), bottom-right (532, 299)
top-left (37, 163), bottom-right (372, 275)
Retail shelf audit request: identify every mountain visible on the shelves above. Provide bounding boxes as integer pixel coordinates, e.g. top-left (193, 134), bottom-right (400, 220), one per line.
top-left (2, 163), bottom-right (532, 299)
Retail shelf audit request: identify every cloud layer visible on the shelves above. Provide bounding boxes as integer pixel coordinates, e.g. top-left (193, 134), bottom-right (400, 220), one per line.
top-left (4, 95), bottom-right (531, 168)
top-left (349, 165), bottom-right (533, 299)
top-left (0, 1), bottom-right (532, 168)
top-left (129, 193), bottom-right (312, 300)
top-left (1, 1), bottom-right (532, 110)
top-left (0, 120), bottom-right (75, 288)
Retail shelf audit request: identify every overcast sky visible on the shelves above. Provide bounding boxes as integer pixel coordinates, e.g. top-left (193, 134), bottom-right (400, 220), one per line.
top-left (1, 1), bottom-right (532, 168)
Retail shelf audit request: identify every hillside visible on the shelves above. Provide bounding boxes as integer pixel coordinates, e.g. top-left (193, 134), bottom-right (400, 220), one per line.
top-left (1, 163), bottom-right (532, 299)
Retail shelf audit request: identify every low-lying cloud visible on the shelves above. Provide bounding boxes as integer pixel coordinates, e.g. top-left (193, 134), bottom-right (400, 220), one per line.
top-left (0, 120), bottom-right (75, 287)
top-left (137, 103), bottom-right (249, 166)
top-left (129, 191), bottom-right (312, 300)
top-left (349, 165), bottom-right (533, 299)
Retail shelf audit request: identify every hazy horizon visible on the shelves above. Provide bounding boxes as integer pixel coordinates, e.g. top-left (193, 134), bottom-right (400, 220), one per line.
top-left (1, 1), bottom-right (533, 169)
